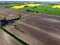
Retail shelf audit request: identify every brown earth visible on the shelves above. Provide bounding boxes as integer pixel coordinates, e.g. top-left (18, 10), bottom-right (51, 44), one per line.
top-left (0, 8), bottom-right (20, 20)
top-left (1, 10), bottom-right (60, 45)
top-left (0, 29), bottom-right (21, 45)
top-left (14, 11), bottom-right (60, 45)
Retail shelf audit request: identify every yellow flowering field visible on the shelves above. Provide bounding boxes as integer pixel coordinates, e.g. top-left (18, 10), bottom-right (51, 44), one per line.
top-left (52, 5), bottom-right (60, 8)
top-left (11, 4), bottom-right (42, 9)
top-left (11, 5), bottom-right (25, 9)
top-left (26, 4), bottom-right (41, 7)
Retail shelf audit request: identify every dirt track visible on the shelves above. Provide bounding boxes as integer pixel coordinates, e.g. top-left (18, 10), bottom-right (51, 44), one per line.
top-left (0, 30), bottom-right (21, 45)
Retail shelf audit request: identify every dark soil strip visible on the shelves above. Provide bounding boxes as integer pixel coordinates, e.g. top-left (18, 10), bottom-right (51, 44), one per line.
top-left (14, 25), bottom-right (25, 33)
top-left (1, 27), bottom-right (29, 45)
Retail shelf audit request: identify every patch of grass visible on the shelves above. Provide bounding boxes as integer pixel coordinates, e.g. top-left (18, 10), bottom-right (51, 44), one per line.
top-left (22, 4), bottom-right (60, 16)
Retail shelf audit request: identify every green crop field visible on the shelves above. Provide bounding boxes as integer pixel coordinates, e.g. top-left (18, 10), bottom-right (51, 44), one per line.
top-left (0, 1), bottom-right (60, 16)
top-left (22, 4), bottom-right (60, 16)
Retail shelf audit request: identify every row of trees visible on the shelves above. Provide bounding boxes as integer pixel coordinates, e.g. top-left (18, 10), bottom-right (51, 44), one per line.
top-left (24, 6), bottom-right (39, 13)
